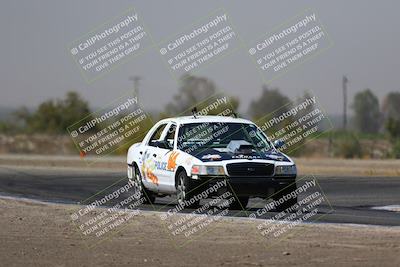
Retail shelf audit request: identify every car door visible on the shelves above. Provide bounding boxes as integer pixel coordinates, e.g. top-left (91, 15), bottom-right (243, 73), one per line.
top-left (152, 122), bottom-right (177, 193)
top-left (141, 123), bottom-right (168, 192)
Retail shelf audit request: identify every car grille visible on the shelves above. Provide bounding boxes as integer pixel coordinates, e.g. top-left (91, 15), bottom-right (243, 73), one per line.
top-left (226, 162), bottom-right (274, 177)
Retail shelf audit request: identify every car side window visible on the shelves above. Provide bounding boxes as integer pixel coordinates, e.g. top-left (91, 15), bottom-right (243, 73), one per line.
top-left (148, 123), bottom-right (167, 147)
top-left (164, 124), bottom-right (176, 149)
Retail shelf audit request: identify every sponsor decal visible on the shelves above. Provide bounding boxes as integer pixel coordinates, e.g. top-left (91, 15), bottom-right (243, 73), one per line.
top-left (145, 168), bottom-right (159, 185)
top-left (231, 154), bottom-right (262, 159)
top-left (201, 154), bottom-right (221, 161)
top-left (155, 161), bottom-right (168, 171)
top-left (142, 152), bottom-right (159, 185)
top-left (167, 151), bottom-right (179, 171)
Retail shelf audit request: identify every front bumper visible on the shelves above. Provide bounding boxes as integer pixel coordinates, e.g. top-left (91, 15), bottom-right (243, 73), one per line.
top-left (194, 175), bottom-right (296, 198)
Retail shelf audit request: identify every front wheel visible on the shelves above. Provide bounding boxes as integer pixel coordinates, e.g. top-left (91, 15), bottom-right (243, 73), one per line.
top-left (129, 165), bottom-right (155, 204)
top-left (176, 171), bottom-right (200, 209)
top-left (273, 184), bottom-right (297, 212)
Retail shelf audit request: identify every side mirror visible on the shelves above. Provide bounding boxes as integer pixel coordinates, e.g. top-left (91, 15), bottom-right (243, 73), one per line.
top-left (273, 140), bottom-right (285, 149)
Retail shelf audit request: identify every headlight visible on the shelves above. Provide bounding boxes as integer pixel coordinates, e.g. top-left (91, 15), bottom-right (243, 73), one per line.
top-left (191, 165), bottom-right (225, 176)
top-left (275, 165), bottom-right (297, 175)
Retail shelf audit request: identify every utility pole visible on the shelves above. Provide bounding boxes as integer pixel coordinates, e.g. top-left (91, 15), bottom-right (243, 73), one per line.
top-left (129, 76), bottom-right (141, 100)
top-left (342, 75), bottom-right (348, 130)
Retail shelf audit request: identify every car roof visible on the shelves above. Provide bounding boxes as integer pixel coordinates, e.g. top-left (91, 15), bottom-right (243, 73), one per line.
top-left (159, 115), bottom-right (254, 125)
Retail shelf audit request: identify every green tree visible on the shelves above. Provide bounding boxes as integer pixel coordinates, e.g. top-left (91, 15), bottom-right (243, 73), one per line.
top-left (28, 100), bottom-right (62, 133)
top-left (382, 92), bottom-right (400, 140)
top-left (0, 121), bottom-right (12, 133)
top-left (163, 75), bottom-right (216, 116)
top-left (352, 89), bottom-right (381, 133)
top-left (0, 107), bottom-right (32, 133)
top-left (162, 75), bottom-right (239, 117)
top-left (15, 91), bottom-right (91, 134)
top-left (296, 92), bottom-right (315, 116)
top-left (248, 86), bottom-right (291, 120)
top-left (248, 87), bottom-right (299, 154)
top-left (59, 92), bottom-right (91, 130)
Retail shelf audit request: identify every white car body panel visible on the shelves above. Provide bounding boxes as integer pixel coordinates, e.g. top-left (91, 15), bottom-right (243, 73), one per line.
top-left (127, 116), bottom-right (296, 196)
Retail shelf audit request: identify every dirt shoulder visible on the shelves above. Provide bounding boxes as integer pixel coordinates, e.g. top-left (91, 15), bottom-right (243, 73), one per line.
top-left (1, 154), bottom-right (400, 177)
top-left (0, 197), bottom-right (399, 267)
top-left (295, 158), bottom-right (400, 177)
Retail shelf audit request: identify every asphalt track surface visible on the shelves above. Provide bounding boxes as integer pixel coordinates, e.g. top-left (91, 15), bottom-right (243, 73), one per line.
top-left (1, 165), bottom-right (400, 226)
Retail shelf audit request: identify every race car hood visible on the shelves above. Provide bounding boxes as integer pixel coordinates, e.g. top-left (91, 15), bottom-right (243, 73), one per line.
top-left (188, 148), bottom-right (291, 163)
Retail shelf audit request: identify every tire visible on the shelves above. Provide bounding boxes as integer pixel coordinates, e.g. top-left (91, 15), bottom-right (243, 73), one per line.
top-left (229, 196), bottom-right (249, 210)
top-left (129, 164), bottom-right (156, 204)
top-left (176, 171), bottom-right (200, 209)
top-left (273, 184), bottom-right (297, 212)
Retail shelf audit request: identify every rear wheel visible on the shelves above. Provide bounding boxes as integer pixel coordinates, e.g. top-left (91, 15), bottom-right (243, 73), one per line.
top-left (176, 171), bottom-right (200, 209)
top-left (129, 165), bottom-right (155, 204)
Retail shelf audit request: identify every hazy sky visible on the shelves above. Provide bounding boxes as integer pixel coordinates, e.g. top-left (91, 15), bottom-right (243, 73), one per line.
top-left (1, 0), bottom-right (399, 114)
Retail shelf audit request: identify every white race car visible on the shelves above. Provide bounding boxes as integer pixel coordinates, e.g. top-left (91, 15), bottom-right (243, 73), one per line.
top-left (127, 115), bottom-right (297, 210)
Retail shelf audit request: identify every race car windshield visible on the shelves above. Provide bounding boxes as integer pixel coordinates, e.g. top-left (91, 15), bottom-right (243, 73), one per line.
top-left (177, 122), bottom-right (273, 153)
